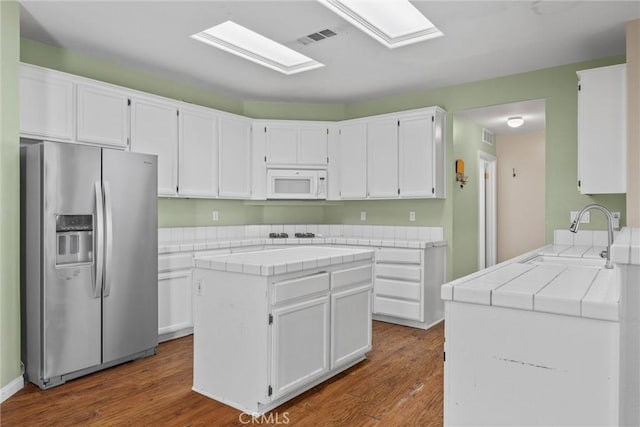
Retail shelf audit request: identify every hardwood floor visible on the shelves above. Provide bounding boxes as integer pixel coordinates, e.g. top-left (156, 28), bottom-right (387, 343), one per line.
top-left (1, 321), bottom-right (444, 426)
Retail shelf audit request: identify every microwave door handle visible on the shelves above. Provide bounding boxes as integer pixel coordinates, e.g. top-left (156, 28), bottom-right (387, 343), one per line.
top-left (94, 182), bottom-right (104, 299)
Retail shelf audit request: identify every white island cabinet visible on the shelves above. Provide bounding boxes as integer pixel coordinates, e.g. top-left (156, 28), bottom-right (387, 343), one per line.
top-left (441, 248), bottom-right (621, 426)
top-left (192, 246), bottom-right (374, 415)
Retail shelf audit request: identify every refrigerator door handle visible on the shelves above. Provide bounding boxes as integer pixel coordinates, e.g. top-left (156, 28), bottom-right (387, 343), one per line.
top-left (94, 182), bottom-right (104, 299)
top-left (104, 181), bottom-right (113, 297)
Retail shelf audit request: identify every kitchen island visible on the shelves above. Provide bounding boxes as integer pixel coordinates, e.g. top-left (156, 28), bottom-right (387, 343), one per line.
top-left (192, 246), bottom-right (374, 415)
top-left (441, 244), bottom-right (620, 426)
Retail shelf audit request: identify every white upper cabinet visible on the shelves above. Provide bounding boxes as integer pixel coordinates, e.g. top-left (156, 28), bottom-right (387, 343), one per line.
top-left (399, 109), bottom-right (446, 198)
top-left (265, 126), bottom-right (298, 164)
top-left (130, 96), bottom-right (179, 196)
top-left (577, 64), bottom-right (627, 194)
top-left (338, 122), bottom-right (368, 199)
top-left (20, 64), bottom-right (75, 142)
top-left (337, 107), bottom-right (446, 201)
top-left (219, 115), bottom-right (252, 199)
top-left (77, 83), bottom-right (130, 149)
top-left (298, 126), bottom-right (328, 165)
top-left (178, 105), bottom-right (218, 198)
top-left (262, 122), bottom-right (328, 166)
top-left (367, 118), bottom-right (399, 198)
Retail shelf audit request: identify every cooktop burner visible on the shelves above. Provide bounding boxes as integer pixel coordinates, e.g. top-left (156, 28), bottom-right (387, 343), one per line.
top-left (269, 232), bottom-right (289, 238)
top-left (295, 232), bottom-right (316, 238)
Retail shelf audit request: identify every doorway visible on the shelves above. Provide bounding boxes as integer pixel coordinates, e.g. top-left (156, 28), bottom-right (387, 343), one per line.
top-left (478, 152), bottom-right (497, 269)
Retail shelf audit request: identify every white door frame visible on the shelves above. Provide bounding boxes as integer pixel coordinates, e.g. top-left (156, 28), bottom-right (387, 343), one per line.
top-left (478, 151), bottom-right (497, 270)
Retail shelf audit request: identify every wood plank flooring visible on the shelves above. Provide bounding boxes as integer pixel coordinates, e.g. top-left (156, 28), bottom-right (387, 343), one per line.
top-left (1, 321), bottom-right (444, 426)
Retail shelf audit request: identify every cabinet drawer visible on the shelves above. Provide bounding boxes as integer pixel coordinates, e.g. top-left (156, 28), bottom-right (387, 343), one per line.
top-left (158, 253), bottom-right (192, 272)
top-left (375, 278), bottom-right (421, 301)
top-left (272, 272), bottom-right (329, 305)
top-left (374, 296), bottom-right (422, 321)
top-left (331, 265), bottom-right (372, 290)
top-left (375, 264), bottom-right (421, 281)
top-left (376, 249), bottom-right (421, 264)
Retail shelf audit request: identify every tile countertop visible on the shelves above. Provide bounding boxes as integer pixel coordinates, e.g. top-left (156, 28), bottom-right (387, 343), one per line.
top-left (193, 246), bottom-right (374, 277)
top-left (158, 236), bottom-right (447, 254)
top-left (441, 244), bottom-right (620, 322)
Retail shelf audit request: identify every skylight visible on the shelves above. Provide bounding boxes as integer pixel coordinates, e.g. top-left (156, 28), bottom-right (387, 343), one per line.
top-left (191, 21), bottom-right (324, 75)
top-left (317, 0), bottom-right (443, 48)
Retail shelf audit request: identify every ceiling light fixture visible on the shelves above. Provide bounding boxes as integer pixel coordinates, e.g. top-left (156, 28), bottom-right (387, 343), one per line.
top-left (191, 21), bottom-right (324, 75)
top-left (506, 116), bottom-right (525, 128)
top-left (317, 0), bottom-right (443, 49)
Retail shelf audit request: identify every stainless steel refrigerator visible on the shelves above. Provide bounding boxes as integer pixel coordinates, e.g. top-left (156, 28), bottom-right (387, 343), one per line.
top-left (20, 141), bottom-right (158, 389)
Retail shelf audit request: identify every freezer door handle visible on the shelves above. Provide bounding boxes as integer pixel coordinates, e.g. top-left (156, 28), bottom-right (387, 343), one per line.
top-left (94, 181), bottom-right (104, 299)
top-left (104, 181), bottom-right (113, 297)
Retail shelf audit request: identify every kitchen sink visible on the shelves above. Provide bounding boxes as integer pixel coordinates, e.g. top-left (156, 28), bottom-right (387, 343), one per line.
top-left (520, 254), bottom-right (606, 268)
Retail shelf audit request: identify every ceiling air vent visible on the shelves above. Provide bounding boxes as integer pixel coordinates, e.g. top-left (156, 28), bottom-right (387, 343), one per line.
top-left (482, 128), bottom-right (495, 145)
top-left (297, 28), bottom-right (337, 46)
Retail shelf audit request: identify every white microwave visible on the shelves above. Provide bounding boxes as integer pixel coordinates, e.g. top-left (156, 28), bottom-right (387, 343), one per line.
top-left (267, 169), bottom-right (327, 200)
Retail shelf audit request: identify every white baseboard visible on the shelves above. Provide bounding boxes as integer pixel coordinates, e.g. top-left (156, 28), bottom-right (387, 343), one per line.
top-left (1, 375), bottom-right (24, 403)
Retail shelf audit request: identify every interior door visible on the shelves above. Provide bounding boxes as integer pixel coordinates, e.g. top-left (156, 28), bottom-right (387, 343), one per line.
top-left (102, 148), bottom-right (158, 364)
top-left (42, 142), bottom-right (102, 379)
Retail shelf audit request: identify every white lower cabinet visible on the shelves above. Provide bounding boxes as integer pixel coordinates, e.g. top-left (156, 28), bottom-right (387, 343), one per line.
top-left (373, 245), bottom-right (446, 329)
top-left (158, 248), bottom-right (231, 341)
top-left (192, 257), bottom-right (373, 415)
top-left (271, 295), bottom-right (330, 399)
top-left (158, 269), bottom-right (193, 340)
top-left (331, 285), bottom-right (372, 368)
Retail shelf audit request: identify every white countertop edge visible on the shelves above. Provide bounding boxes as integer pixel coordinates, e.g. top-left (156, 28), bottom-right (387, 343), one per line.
top-left (611, 227), bottom-right (640, 266)
top-left (159, 237), bottom-right (447, 253)
top-left (193, 246), bottom-right (375, 276)
top-left (441, 244), bottom-right (621, 322)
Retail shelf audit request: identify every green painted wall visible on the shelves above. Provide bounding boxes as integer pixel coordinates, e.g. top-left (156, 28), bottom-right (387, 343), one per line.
top-left (342, 56), bottom-right (627, 279)
top-left (451, 117), bottom-right (496, 278)
top-left (1, 0), bottom-right (22, 388)
top-left (243, 101), bottom-right (344, 121)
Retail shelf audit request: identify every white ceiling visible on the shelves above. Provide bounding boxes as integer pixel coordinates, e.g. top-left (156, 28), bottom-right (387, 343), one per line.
top-left (456, 99), bottom-right (546, 135)
top-left (19, 1), bottom-right (639, 104)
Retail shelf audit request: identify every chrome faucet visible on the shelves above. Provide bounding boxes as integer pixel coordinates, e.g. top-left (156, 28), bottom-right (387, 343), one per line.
top-left (569, 204), bottom-right (614, 269)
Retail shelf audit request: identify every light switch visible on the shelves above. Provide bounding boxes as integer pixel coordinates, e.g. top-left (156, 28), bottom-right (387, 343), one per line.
top-left (360, 211), bottom-right (366, 221)
top-left (409, 211), bottom-right (416, 222)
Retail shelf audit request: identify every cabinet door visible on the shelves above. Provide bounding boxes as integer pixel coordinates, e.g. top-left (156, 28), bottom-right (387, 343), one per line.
top-left (130, 98), bottom-right (178, 196)
top-left (266, 126), bottom-right (297, 164)
top-left (77, 83), bottom-right (129, 149)
top-left (338, 123), bottom-right (368, 199)
top-left (158, 269), bottom-right (193, 339)
top-left (577, 64), bottom-right (627, 194)
top-left (19, 65), bottom-right (75, 141)
top-left (271, 295), bottom-right (330, 398)
top-left (367, 119), bottom-right (399, 198)
top-left (298, 126), bottom-right (328, 165)
top-left (178, 107), bottom-right (218, 197)
top-left (331, 285), bottom-right (372, 368)
top-left (399, 114), bottom-right (435, 198)
top-left (219, 115), bottom-right (252, 198)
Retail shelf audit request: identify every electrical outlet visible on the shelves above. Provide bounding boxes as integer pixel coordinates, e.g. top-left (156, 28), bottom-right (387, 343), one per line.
top-left (212, 210), bottom-right (219, 221)
top-left (196, 280), bottom-right (203, 296)
top-left (360, 211), bottom-right (366, 221)
top-left (570, 211), bottom-right (590, 223)
top-left (612, 212), bottom-right (621, 229)
top-left (409, 211), bottom-right (416, 222)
